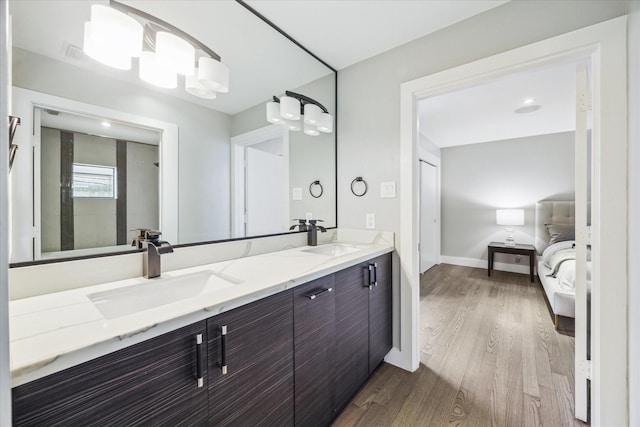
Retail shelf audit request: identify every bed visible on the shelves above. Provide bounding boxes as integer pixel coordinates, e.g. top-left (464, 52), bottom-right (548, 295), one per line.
top-left (535, 201), bottom-right (576, 329)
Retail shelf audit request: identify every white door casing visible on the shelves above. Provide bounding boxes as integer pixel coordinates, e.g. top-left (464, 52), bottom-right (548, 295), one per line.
top-left (419, 160), bottom-right (437, 273)
top-left (398, 17), bottom-right (627, 425)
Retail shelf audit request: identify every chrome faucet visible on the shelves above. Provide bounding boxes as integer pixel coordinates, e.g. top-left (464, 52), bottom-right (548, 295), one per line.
top-left (307, 219), bottom-right (326, 246)
top-left (131, 229), bottom-right (174, 279)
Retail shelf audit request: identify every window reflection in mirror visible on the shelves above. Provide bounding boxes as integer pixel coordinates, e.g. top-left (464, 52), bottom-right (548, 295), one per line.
top-left (38, 108), bottom-right (160, 260)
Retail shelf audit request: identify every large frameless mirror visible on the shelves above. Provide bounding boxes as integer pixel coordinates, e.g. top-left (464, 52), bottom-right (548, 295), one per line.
top-left (8, 0), bottom-right (336, 264)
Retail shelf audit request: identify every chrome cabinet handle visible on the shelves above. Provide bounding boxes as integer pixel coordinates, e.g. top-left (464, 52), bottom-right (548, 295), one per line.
top-left (368, 264), bottom-right (378, 288)
top-left (195, 333), bottom-right (204, 388)
top-left (373, 262), bottom-right (378, 286)
top-left (220, 325), bottom-right (228, 375)
top-left (306, 287), bottom-right (333, 300)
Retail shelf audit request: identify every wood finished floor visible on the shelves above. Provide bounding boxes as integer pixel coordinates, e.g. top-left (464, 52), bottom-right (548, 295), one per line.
top-left (332, 264), bottom-right (586, 427)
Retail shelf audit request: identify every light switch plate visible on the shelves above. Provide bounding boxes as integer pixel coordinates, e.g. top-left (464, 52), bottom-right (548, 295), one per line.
top-left (292, 187), bottom-right (302, 201)
top-left (366, 213), bottom-right (376, 229)
top-left (380, 181), bottom-right (396, 198)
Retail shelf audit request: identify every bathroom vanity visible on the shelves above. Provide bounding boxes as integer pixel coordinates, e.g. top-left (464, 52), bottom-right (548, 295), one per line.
top-left (9, 238), bottom-right (393, 426)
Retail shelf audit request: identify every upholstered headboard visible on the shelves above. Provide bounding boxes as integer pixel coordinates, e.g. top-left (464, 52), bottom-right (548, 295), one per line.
top-left (534, 201), bottom-right (575, 254)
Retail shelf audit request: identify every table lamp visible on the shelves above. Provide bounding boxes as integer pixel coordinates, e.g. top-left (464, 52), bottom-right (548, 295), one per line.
top-left (496, 209), bottom-right (524, 247)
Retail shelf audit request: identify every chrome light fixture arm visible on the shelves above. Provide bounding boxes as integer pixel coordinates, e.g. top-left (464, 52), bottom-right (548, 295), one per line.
top-left (271, 91), bottom-right (328, 115)
top-left (110, 0), bottom-right (221, 61)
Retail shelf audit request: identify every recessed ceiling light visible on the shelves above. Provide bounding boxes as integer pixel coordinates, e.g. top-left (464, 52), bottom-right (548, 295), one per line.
top-left (523, 97), bottom-right (536, 105)
top-left (514, 105), bottom-right (542, 114)
top-left (101, 121), bottom-right (112, 128)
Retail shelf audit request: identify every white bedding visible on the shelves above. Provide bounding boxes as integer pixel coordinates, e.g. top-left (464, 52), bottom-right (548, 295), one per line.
top-left (542, 241), bottom-right (576, 291)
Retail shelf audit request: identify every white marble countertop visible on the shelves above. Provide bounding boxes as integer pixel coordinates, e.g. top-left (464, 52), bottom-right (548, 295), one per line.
top-left (10, 236), bottom-right (393, 387)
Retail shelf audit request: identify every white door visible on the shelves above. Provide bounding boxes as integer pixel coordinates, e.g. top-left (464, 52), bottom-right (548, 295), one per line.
top-left (245, 146), bottom-right (286, 236)
top-left (574, 62), bottom-right (592, 422)
top-left (420, 160), bottom-right (437, 273)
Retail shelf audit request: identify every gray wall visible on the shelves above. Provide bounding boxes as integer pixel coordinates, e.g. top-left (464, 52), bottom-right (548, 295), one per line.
top-left (441, 132), bottom-right (575, 262)
top-left (12, 48), bottom-right (231, 244)
top-left (337, 0), bottom-right (625, 235)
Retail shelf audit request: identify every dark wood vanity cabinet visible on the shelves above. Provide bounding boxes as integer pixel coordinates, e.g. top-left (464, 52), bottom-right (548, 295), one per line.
top-left (333, 253), bottom-right (393, 413)
top-left (12, 321), bottom-right (208, 427)
top-left (293, 274), bottom-right (337, 427)
top-left (11, 252), bottom-right (392, 426)
top-left (207, 290), bottom-right (294, 426)
top-left (368, 253), bottom-right (393, 374)
top-left (334, 261), bottom-right (370, 414)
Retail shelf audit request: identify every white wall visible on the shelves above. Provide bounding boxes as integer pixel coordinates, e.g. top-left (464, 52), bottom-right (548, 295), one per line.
top-left (441, 132), bottom-right (575, 266)
top-left (627, 1), bottom-right (640, 425)
top-left (12, 48), bottom-right (231, 245)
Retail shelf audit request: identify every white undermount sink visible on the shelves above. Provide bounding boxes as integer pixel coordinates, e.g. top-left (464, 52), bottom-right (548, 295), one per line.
top-left (302, 243), bottom-right (365, 257)
top-left (89, 270), bottom-right (241, 319)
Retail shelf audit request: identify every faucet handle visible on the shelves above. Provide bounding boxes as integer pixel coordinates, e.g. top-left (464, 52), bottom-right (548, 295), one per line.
top-left (308, 219), bottom-right (324, 225)
top-left (290, 219), bottom-right (308, 231)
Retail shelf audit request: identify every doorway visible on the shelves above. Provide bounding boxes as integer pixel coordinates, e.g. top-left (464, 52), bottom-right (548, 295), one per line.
top-left (419, 160), bottom-right (438, 273)
top-left (398, 17), bottom-right (627, 425)
top-left (231, 124), bottom-right (289, 238)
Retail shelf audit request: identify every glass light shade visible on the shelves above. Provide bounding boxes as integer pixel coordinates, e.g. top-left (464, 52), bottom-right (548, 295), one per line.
top-left (155, 31), bottom-right (195, 76)
top-left (304, 103), bottom-right (322, 125)
top-left (88, 5), bottom-right (142, 58)
top-left (139, 51), bottom-right (177, 89)
top-left (283, 119), bottom-right (301, 131)
top-left (198, 57), bottom-right (229, 93)
top-left (304, 123), bottom-right (320, 136)
top-left (266, 101), bottom-right (282, 124)
top-left (317, 113), bottom-right (333, 133)
top-left (83, 22), bottom-right (132, 70)
top-left (496, 209), bottom-right (525, 226)
top-left (185, 73), bottom-right (216, 99)
top-left (280, 96), bottom-right (301, 120)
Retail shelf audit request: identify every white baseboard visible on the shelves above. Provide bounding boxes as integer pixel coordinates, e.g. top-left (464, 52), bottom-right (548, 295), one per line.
top-left (440, 255), bottom-right (534, 276)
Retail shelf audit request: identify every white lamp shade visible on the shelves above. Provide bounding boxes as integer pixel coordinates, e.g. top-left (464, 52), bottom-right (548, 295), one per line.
top-left (304, 103), bottom-right (322, 125)
top-left (155, 31), bottom-right (195, 76)
top-left (304, 123), bottom-right (320, 136)
top-left (280, 96), bottom-right (301, 120)
top-left (266, 101), bottom-right (282, 124)
top-left (139, 51), bottom-right (177, 89)
top-left (198, 57), bottom-right (229, 93)
top-left (283, 119), bottom-right (301, 131)
top-left (496, 209), bottom-right (525, 226)
top-left (87, 5), bottom-right (142, 58)
top-left (317, 113), bottom-right (333, 133)
top-left (83, 22), bottom-right (132, 70)
top-left (185, 73), bottom-right (216, 99)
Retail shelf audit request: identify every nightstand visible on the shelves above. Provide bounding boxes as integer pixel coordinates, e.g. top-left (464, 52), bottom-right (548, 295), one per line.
top-left (488, 242), bottom-right (536, 282)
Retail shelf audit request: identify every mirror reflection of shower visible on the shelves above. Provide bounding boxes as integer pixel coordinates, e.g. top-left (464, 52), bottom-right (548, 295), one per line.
top-left (37, 108), bottom-right (161, 260)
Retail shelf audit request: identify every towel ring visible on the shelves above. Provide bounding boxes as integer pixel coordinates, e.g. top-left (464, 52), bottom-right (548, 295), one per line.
top-left (351, 177), bottom-right (368, 197)
top-left (309, 180), bottom-right (323, 198)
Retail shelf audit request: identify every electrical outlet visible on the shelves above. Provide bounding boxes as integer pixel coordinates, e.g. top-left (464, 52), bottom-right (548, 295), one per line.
top-left (366, 213), bottom-right (376, 229)
top-left (515, 255), bottom-right (521, 263)
top-left (305, 212), bottom-right (313, 220)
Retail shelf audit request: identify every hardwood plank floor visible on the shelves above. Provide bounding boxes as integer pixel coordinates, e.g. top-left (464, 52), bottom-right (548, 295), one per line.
top-left (333, 264), bottom-right (586, 427)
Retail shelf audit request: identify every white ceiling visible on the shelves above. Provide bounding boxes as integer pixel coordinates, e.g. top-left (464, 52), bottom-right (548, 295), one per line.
top-left (418, 61), bottom-right (579, 148)
top-left (245, 0), bottom-right (509, 70)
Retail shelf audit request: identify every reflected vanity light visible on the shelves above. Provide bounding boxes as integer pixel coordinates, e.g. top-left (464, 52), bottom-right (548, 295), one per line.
top-left (266, 90), bottom-right (333, 136)
top-left (83, 1), bottom-right (229, 99)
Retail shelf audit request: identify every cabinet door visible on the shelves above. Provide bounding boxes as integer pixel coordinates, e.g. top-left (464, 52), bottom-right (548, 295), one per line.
top-left (294, 274), bottom-right (336, 427)
top-left (334, 262), bottom-right (370, 414)
top-left (207, 290), bottom-right (294, 426)
top-left (12, 321), bottom-right (208, 426)
top-left (369, 253), bottom-right (393, 374)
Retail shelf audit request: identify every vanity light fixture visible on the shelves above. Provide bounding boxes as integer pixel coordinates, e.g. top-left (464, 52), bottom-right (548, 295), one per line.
top-left (82, 1), bottom-right (229, 99)
top-left (266, 91), bottom-right (333, 136)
